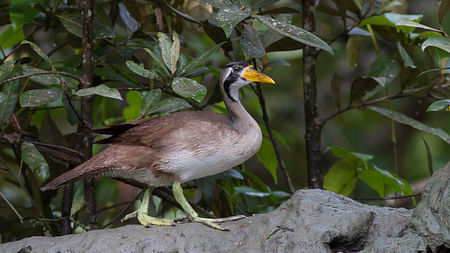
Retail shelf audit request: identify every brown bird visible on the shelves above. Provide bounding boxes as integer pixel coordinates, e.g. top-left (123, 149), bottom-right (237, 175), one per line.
top-left (41, 62), bottom-right (275, 230)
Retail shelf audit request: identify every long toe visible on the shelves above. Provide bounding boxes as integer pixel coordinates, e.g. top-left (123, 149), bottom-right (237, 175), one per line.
top-left (137, 212), bottom-right (175, 227)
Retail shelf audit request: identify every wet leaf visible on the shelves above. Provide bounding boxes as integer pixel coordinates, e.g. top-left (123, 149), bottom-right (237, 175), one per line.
top-left (197, 0), bottom-right (232, 9)
top-left (170, 32), bottom-right (180, 74)
top-left (255, 15), bottom-right (333, 55)
top-left (146, 97), bottom-right (191, 115)
top-left (368, 106), bottom-right (450, 144)
top-left (241, 24), bottom-right (265, 58)
top-left (216, 2), bottom-right (250, 38)
top-left (125, 60), bottom-right (160, 80)
top-left (20, 88), bottom-right (63, 107)
top-left (141, 89), bottom-right (162, 115)
top-left (426, 99), bottom-right (450, 112)
top-left (21, 142), bottom-right (49, 182)
top-left (172, 77), bottom-right (207, 103)
top-left (75, 84), bottom-right (122, 100)
top-left (324, 160), bottom-right (358, 196)
top-left (0, 62), bottom-right (21, 125)
top-left (158, 33), bottom-right (173, 72)
top-left (256, 137), bottom-right (278, 184)
top-left (422, 37), bottom-right (450, 53)
top-left (57, 14), bottom-right (114, 40)
top-left (181, 42), bottom-right (224, 76)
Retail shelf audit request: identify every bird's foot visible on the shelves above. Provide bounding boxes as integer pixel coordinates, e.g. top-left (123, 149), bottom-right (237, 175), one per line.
top-left (174, 215), bottom-right (246, 231)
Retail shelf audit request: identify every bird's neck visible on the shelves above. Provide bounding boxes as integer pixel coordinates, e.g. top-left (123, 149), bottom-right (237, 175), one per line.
top-left (222, 88), bottom-right (259, 133)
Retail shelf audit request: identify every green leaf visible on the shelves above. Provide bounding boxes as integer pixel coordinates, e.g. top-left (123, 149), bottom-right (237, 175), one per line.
top-left (346, 36), bottom-right (363, 68)
top-left (0, 62), bottom-right (21, 125)
top-left (75, 84), bottom-right (122, 100)
top-left (20, 88), bottom-right (63, 107)
top-left (21, 40), bottom-right (52, 67)
top-left (158, 33), bottom-right (173, 72)
top-left (324, 159), bottom-right (358, 196)
top-left (438, 0), bottom-right (450, 25)
top-left (241, 24), bottom-right (265, 58)
top-left (197, 0), bottom-right (232, 8)
top-left (0, 26), bottom-right (25, 50)
top-left (422, 37), bottom-right (450, 53)
top-left (171, 77), bottom-right (207, 103)
top-left (358, 169), bottom-right (384, 196)
top-left (256, 137), bottom-right (278, 184)
top-left (255, 15), bottom-right (333, 55)
top-left (368, 54), bottom-right (400, 83)
top-left (170, 32), bottom-right (180, 74)
top-left (234, 186), bottom-right (271, 197)
top-left (57, 14), bottom-right (114, 40)
top-left (70, 183), bottom-right (85, 218)
top-left (21, 66), bottom-right (77, 86)
top-left (216, 2), bottom-right (250, 38)
top-left (146, 97), bottom-right (191, 115)
top-left (122, 91), bottom-right (142, 121)
top-left (397, 42), bottom-right (415, 68)
top-left (125, 60), bottom-right (160, 80)
top-left (141, 89), bottom-right (162, 115)
top-left (394, 19), bottom-right (441, 32)
top-left (20, 142), bottom-right (49, 182)
top-left (349, 76), bottom-right (383, 103)
top-left (368, 106), bottom-right (450, 144)
top-left (427, 99), bottom-right (450, 112)
top-left (10, 0), bottom-right (42, 30)
top-left (329, 146), bottom-right (373, 167)
top-left (0, 93), bottom-right (5, 104)
top-left (360, 13), bottom-right (422, 27)
top-left (370, 165), bottom-right (413, 195)
top-left (181, 42), bottom-right (224, 76)
top-left (94, 68), bottom-right (136, 87)
top-left (143, 48), bottom-right (170, 76)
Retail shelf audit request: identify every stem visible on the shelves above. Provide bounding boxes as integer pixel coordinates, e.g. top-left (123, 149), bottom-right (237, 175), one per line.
top-left (302, 0), bottom-right (322, 189)
top-left (251, 84), bottom-right (295, 194)
top-left (78, 0), bottom-right (96, 228)
top-left (0, 71), bottom-right (82, 87)
top-left (60, 182), bottom-right (73, 235)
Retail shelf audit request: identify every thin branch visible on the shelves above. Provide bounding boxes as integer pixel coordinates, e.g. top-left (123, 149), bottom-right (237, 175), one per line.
top-left (320, 83), bottom-right (450, 126)
top-left (96, 200), bottom-right (133, 214)
top-left (250, 83), bottom-right (295, 194)
top-left (0, 71), bottom-right (82, 87)
top-left (101, 190), bottom-right (144, 229)
top-left (0, 191), bottom-right (24, 223)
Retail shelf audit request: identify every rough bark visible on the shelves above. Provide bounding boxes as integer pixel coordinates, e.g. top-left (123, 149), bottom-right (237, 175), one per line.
top-left (2, 161), bottom-right (448, 252)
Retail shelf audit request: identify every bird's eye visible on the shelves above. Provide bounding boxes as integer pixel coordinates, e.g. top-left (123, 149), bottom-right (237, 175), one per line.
top-left (232, 66), bottom-right (240, 72)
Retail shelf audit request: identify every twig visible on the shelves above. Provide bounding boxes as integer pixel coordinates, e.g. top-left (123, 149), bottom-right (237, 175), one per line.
top-left (96, 201), bottom-right (133, 214)
top-left (101, 191), bottom-right (144, 229)
top-left (353, 192), bottom-right (421, 201)
top-left (0, 71), bottom-right (82, 87)
top-left (0, 191), bottom-right (24, 223)
top-left (320, 83), bottom-right (450, 126)
top-left (250, 83), bottom-right (295, 194)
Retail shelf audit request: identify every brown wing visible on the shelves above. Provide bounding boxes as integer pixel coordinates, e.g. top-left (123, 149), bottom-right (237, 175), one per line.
top-left (41, 111), bottom-right (233, 191)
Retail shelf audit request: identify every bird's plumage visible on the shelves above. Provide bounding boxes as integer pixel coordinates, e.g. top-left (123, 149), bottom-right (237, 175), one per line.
top-left (41, 62), bottom-right (273, 192)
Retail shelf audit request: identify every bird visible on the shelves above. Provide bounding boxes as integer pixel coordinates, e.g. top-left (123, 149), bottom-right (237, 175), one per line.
top-left (41, 62), bottom-right (275, 230)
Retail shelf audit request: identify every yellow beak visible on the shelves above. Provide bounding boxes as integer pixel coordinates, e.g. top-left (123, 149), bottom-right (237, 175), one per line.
top-left (242, 65), bottom-right (275, 84)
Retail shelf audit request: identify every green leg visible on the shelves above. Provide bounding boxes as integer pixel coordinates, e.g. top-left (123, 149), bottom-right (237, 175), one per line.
top-left (122, 188), bottom-right (174, 227)
top-left (172, 182), bottom-right (245, 231)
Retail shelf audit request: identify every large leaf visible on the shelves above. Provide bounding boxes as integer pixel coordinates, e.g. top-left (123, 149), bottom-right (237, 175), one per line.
top-left (349, 76), bottom-right (383, 103)
top-left (146, 97), bottom-right (191, 115)
top-left (427, 99), bottom-right (450, 112)
top-left (20, 88), bottom-right (63, 107)
top-left (141, 89), bottom-right (162, 115)
top-left (397, 42), bottom-right (415, 68)
top-left (255, 15), bottom-right (333, 55)
top-left (181, 42), bottom-right (224, 76)
top-left (324, 159), bottom-right (358, 196)
top-left (171, 77), bottom-right (207, 103)
top-left (241, 24), bottom-right (265, 58)
top-left (21, 66), bottom-right (76, 86)
top-left (122, 91), bottom-right (142, 121)
top-left (20, 142), bottom-right (49, 182)
top-left (158, 33), bottom-right (173, 73)
top-left (422, 37), bottom-right (450, 53)
top-left (0, 26), bottom-right (25, 50)
top-left (216, 1), bottom-right (251, 38)
top-left (75, 84), bottom-right (122, 100)
top-left (125, 60), bottom-right (160, 80)
top-left (368, 54), bottom-right (400, 83)
top-left (21, 40), bottom-right (52, 67)
top-left (170, 33), bottom-right (180, 74)
top-left (57, 14), bottom-right (114, 40)
top-left (329, 146), bottom-right (373, 168)
top-left (358, 169), bottom-right (384, 196)
top-left (368, 106), bottom-right (450, 144)
top-left (143, 48), bottom-right (170, 76)
top-left (371, 165), bottom-right (413, 195)
top-left (0, 62), bottom-right (21, 125)
top-left (256, 137), bottom-right (278, 184)
top-left (10, 0), bottom-right (42, 30)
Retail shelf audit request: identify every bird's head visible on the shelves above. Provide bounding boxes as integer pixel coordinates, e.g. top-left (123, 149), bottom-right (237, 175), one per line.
top-left (220, 62), bottom-right (275, 102)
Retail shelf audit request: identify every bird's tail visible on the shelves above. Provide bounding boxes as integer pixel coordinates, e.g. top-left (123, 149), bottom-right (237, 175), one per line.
top-left (40, 167), bottom-right (84, 191)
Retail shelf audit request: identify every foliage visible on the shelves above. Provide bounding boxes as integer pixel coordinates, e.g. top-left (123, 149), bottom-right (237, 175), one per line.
top-left (0, 0), bottom-right (448, 243)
